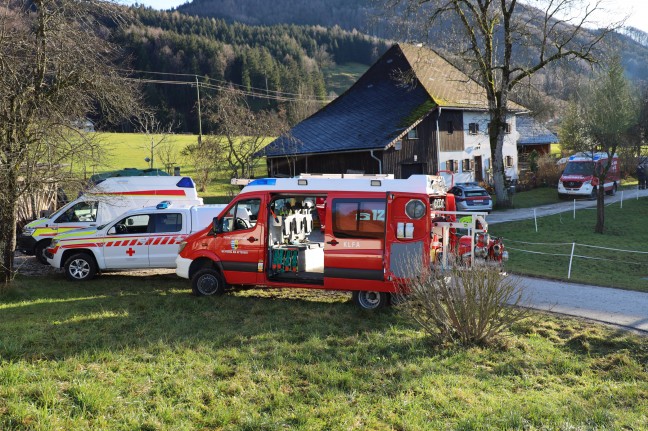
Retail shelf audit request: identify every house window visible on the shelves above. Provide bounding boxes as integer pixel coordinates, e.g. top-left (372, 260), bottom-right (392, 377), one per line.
top-left (505, 156), bottom-right (514, 168)
top-left (447, 121), bottom-right (454, 134)
top-left (468, 123), bottom-right (479, 135)
top-left (407, 128), bottom-right (418, 140)
top-left (446, 160), bottom-right (459, 172)
top-left (462, 159), bottom-right (473, 171)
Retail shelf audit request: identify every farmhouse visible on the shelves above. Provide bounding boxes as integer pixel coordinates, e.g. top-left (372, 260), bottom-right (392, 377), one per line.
top-left (263, 43), bottom-right (526, 182)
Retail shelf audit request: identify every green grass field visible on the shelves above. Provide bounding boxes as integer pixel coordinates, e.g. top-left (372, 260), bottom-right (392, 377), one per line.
top-left (1, 275), bottom-right (647, 430)
top-left (491, 197), bottom-right (648, 291)
top-left (323, 63), bottom-right (368, 97)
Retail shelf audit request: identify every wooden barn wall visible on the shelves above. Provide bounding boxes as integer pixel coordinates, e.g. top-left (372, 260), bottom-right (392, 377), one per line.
top-left (267, 152), bottom-right (382, 177)
top-left (439, 110), bottom-right (464, 152)
top-left (383, 115), bottom-right (438, 178)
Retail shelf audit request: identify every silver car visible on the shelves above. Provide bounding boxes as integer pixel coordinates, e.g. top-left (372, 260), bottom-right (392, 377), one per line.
top-left (449, 183), bottom-right (493, 212)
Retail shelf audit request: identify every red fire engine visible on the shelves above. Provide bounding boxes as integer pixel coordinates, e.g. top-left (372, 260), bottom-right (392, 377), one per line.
top-left (176, 175), bottom-right (506, 310)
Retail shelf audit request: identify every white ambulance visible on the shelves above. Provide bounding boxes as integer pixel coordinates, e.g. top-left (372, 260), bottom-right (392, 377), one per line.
top-left (45, 201), bottom-right (226, 281)
top-left (18, 176), bottom-right (203, 264)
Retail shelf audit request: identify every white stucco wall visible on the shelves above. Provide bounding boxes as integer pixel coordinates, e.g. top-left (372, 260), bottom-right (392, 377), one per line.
top-left (437, 111), bottom-right (519, 185)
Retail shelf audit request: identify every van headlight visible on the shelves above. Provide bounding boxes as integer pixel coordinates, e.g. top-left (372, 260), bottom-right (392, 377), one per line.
top-left (22, 227), bottom-right (35, 236)
top-left (178, 241), bottom-right (187, 253)
top-left (50, 239), bottom-right (59, 248)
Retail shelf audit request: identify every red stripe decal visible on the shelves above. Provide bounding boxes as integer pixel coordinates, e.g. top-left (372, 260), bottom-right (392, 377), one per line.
top-left (153, 238), bottom-right (161, 245)
top-left (108, 190), bottom-right (187, 196)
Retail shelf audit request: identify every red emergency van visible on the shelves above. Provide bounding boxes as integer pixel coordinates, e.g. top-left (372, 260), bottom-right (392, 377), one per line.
top-left (175, 175), bottom-right (506, 310)
top-left (558, 152), bottom-right (620, 198)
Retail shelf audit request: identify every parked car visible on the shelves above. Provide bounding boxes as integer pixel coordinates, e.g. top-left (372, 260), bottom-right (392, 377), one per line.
top-left (449, 183), bottom-right (493, 213)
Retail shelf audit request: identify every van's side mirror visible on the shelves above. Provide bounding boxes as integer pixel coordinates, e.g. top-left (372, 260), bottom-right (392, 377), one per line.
top-left (107, 227), bottom-right (116, 235)
top-left (210, 217), bottom-right (221, 235)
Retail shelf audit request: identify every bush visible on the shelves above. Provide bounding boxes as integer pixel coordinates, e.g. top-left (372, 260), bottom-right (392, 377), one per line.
top-left (535, 154), bottom-right (564, 187)
top-left (395, 264), bottom-right (528, 346)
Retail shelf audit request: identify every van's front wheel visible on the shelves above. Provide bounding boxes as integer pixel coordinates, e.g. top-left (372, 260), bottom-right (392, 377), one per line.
top-left (64, 253), bottom-right (97, 281)
top-left (192, 269), bottom-right (226, 296)
top-left (352, 291), bottom-right (389, 311)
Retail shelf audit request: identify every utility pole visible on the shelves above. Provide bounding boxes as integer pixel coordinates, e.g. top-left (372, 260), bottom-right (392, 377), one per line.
top-left (195, 75), bottom-right (203, 146)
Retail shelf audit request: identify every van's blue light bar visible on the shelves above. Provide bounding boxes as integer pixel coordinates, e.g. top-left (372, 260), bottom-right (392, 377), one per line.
top-left (248, 178), bottom-right (276, 186)
top-left (157, 201), bottom-right (171, 209)
top-left (176, 177), bottom-right (195, 188)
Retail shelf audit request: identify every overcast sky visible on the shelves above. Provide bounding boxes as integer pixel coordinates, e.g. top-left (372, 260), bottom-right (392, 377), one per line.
top-left (119, 0), bottom-right (648, 34)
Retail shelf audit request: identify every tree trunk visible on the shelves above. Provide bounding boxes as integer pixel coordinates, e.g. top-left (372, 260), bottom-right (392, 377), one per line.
top-left (0, 171), bottom-right (19, 283)
top-left (594, 181), bottom-right (605, 233)
top-left (490, 114), bottom-right (512, 209)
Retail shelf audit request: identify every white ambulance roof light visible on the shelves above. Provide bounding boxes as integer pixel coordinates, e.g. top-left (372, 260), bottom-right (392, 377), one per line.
top-left (370, 180), bottom-right (381, 186)
top-left (157, 201), bottom-right (171, 209)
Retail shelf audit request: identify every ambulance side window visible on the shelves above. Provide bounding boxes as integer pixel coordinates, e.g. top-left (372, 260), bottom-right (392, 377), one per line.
top-left (219, 199), bottom-right (260, 232)
top-left (153, 213), bottom-right (182, 233)
top-left (332, 198), bottom-right (386, 239)
top-left (55, 201), bottom-right (98, 223)
top-left (113, 214), bottom-right (150, 235)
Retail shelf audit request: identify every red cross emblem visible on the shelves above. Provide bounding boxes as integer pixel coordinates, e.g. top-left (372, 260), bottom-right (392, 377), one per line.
top-left (126, 247), bottom-right (135, 256)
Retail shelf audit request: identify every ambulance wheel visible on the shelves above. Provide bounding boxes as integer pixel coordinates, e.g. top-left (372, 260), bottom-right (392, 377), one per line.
top-left (192, 269), bottom-right (225, 296)
top-left (34, 240), bottom-right (50, 265)
top-left (64, 253), bottom-right (97, 281)
top-left (352, 291), bottom-right (389, 311)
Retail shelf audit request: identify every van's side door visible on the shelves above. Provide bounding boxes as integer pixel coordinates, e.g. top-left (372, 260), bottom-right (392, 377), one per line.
top-left (148, 212), bottom-right (186, 267)
top-left (323, 195), bottom-right (387, 291)
top-left (213, 195), bottom-right (265, 285)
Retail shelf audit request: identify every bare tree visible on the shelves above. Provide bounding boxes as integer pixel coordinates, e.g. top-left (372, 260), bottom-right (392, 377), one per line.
top-left (181, 136), bottom-right (227, 192)
top-left (206, 87), bottom-right (286, 179)
top-left (384, 0), bottom-right (621, 208)
top-left (0, 0), bottom-right (141, 282)
top-left (136, 112), bottom-right (177, 172)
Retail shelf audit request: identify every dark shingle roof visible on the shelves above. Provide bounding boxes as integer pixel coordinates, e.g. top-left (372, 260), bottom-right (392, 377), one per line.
top-left (516, 116), bottom-right (559, 146)
top-left (264, 43), bottom-right (528, 157)
top-left (264, 45), bottom-right (431, 157)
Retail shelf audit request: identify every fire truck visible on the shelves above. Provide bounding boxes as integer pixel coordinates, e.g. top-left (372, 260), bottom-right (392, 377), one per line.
top-left (176, 175), bottom-right (507, 310)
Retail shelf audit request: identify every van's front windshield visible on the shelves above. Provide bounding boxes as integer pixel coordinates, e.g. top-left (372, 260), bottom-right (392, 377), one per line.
top-left (563, 161), bottom-right (594, 176)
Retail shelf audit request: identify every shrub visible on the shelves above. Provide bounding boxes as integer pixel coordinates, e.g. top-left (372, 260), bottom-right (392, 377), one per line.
top-left (395, 264), bottom-right (528, 346)
top-left (535, 154), bottom-right (564, 187)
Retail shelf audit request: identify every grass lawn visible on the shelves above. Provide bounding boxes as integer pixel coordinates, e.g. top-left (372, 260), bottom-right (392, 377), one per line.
top-left (491, 197), bottom-right (648, 292)
top-left (1, 275), bottom-right (647, 430)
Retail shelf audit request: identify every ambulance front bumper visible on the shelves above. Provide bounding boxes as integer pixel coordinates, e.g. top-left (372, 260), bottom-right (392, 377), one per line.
top-left (176, 256), bottom-right (192, 279)
top-left (16, 234), bottom-right (37, 255)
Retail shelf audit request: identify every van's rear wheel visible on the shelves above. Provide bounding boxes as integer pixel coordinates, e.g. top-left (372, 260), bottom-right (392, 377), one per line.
top-left (352, 291), bottom-right (389, 311)
top-left (192, 269), bottom-right (226, 296)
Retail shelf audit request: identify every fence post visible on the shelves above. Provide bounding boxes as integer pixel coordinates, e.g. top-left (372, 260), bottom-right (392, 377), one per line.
top-left (573, 199), bottom-right (576, 219)
top-left (534, 208), bottom-right (538, 233)
top-left (620, 190), bottom-right (624, 209)
top-left (567, 242), bottom-right (576, 279)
